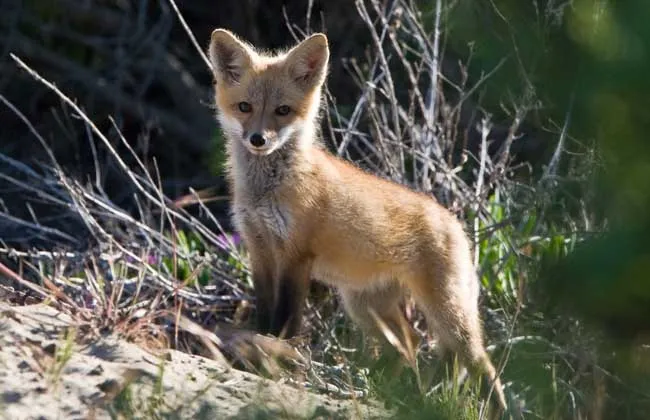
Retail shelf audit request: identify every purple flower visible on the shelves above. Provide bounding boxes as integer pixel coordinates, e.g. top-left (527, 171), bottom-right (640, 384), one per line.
top-left (216, 232), bottom-right (241, 250)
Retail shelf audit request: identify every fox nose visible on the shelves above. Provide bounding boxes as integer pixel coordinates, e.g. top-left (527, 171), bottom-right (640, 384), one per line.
top-left (249, 133), bottom-right (266, 148)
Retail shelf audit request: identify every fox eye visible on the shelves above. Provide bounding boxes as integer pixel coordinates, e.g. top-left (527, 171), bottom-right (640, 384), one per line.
top-left (238, 102), bottom-right (252, 113)
top-left (275, 105), bottom-right (291, 116)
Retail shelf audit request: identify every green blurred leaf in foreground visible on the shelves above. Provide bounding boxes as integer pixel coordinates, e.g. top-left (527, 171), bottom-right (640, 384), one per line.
top-left (438, 0), bottom-right (650, 341)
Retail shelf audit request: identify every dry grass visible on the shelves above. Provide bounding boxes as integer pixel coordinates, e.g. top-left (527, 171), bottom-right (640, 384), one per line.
top-left (0, 1), bottom-right (625, 419)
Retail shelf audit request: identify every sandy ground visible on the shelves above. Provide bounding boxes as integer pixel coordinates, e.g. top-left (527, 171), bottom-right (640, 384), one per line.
top-left (0, 303), bottom-right (389, 420)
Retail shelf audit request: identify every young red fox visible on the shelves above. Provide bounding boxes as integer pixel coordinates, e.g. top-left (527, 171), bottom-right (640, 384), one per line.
top-left (207, 28), bottom-right (507, 414)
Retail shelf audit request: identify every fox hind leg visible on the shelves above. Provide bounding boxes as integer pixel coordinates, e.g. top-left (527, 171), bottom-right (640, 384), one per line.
top-left (339, 281), bottom-right (420, 365)
top-left (409, 270), bottom-right (508, 416)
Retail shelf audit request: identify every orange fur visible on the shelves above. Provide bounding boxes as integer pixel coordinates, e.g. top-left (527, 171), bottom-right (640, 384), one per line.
top-left (207, 28), bottom-right (507, 415)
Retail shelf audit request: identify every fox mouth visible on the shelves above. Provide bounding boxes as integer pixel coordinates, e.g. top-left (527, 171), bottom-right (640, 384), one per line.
top-left (239, 126), bottom-right (296, 156)
top-left (243, 141), bottom-right (277, 156)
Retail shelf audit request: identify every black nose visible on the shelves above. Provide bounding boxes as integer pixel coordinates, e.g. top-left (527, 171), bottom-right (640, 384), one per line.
top-left (250, 133), bottom-right (266, 147)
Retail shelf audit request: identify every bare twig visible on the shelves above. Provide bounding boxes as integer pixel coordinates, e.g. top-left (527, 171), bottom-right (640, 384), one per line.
top-left (165, 0), bottom-right (213, 71)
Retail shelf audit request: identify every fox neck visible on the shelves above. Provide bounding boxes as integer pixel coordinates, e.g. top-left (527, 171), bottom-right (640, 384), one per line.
top-left (226, 120), bottom-right (317, 201)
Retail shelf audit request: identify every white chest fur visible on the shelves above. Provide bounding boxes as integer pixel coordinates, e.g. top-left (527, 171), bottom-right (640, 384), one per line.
top-left (252, 195), bottom-right (292, 241)
top-left (230, 138), bottom-right (297, 242)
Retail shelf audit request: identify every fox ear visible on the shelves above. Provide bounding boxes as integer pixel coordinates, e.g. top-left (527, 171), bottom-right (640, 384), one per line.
top-left (209, 29), bottom-right (253, 85)
top-left (285, 33), bottom-right (329, 90)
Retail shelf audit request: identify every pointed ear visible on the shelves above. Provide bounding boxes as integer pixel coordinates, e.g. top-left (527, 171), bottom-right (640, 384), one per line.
top-left (208, 29), bottom-right (254, 85)
top-left (285, 33), bottom-right (329, 90)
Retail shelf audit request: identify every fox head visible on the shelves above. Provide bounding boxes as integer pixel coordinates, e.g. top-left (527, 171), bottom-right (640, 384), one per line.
top-left (208, 29), bottom-right (329, 156)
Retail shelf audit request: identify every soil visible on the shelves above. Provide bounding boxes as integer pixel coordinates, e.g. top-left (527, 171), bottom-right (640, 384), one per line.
top-left (0, 303), bottom-right (390, 420)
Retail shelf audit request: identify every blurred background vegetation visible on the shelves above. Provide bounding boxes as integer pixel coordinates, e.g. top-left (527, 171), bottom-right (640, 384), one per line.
top-left (2, 0), bottom-right (650, 418)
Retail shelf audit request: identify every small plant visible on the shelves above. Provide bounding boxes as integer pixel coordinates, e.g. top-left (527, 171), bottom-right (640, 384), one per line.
top-left (47, 327), bottom-right (77, 388)
top-left (145, 359), bottom-right (167, 418)
top-left (111, 382), bottom-right (135, 419)
top-left (161, 229), bottom-right (211, 287)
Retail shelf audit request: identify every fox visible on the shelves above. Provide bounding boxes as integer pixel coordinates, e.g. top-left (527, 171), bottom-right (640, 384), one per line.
top-left (207, 28), bottom-right (508, 415)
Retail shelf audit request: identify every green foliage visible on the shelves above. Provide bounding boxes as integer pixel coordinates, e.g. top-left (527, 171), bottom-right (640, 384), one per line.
top-left (538, 224), bottom-right (650, 340)
top-left (112, 383), bottom-right (136, 418)
top-left (107, 360), bottom-right (170, 419)
top-left (47, 327), bottom-right (77, 388)
top-left (475, 191), bottom-right (576, 307)
top-left (161, 229), bottom-right (211, 287)
top-left (146, 361), bottom-right (167, 418)
top-left (416, 4), bottom-right (650, 414)
top-left (350, 346), bottom-right (483, 420)
top-left (435, 0), bottom-right (650, 216)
